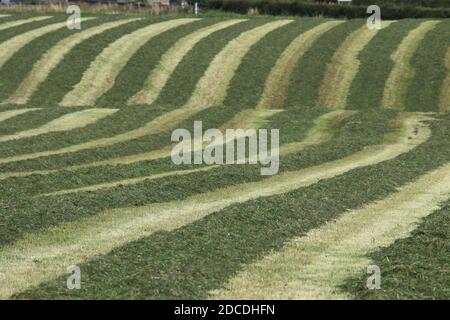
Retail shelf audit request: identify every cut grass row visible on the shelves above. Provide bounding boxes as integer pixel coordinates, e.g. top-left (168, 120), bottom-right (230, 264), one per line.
top-left (0, 112), bottom-right (429, 298)
top-left (213, 163), bottom-right (450, 299)
top-left (342, 199), bottom-right (450, 300)
top-left (0, 109), bottom-right (391, 245)
top-left (12, 113), bottom-right (450, 299)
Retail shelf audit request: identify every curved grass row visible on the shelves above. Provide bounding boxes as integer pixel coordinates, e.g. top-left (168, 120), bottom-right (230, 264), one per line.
top-left (59, 18), bottom-right (198, 107)
top-left (213, 161), bottom-right (450, 299)
top-left (12, 113), bottom-right (450, 300)
top-left (128, 19), bottom-right (246, 106)
top-left (382, 20), bottom-right (440, 110)
top-left (316, 22), bottom-right (395, 109)
top-left (5, 18), bottom-right (140, 105)
top-left (0, 17), bottom-right (93, 68)
top-left (0, 108), bottom-right (39, 123)
top-left (0, 20), bottom-right (292, 166)
top-left (440, 45), bottom-right (450, 113)
top-left (0, 112), bottom-right (429, 299)
top-left (0, 16), bottom-right (51, 32)
top-left (0, 108), bottom-right (117, 143)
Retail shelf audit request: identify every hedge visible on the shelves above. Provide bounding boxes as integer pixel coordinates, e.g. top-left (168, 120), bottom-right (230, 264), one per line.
top-left (199, 0), bottom-right (450, 18)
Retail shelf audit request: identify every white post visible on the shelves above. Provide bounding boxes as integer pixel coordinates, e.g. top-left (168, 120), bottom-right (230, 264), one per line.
top-left (194, 2), bottom-right (199, 15)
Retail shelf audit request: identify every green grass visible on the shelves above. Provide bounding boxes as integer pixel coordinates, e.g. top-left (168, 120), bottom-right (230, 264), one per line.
top-left (341, 199), bottom-right (450, 300)
top-left (14, 113), bottom-right (450, 299)
top-left (0, 12), bottom-right (448, 300)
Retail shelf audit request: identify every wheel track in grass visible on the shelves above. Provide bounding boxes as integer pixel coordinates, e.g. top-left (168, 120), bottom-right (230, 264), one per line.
top-left (440, 46), bottom-right (450, 113)
top-left (0, 20), bottom-right (292, 166)
top-left (0, 16), bottom-right (51, 32)
top-left (0, 112), bottom-right (430, 298)
top-left (0, 108), bottom-right (39, 123)
top-left (0, 17), bottom-right (95, 68)
top-left (257, 20), bottom-right (344, 109)
top-left (4, 18), bottom-right (140, 105)
top-left (316, 21), bottom-right (395, 109)
top-left (0, 109), bottom-right (118, 142)
top-left (59, 18), bottom-right (199, 107)
top-left (212, 161), bottom-right (450, 300)
top-left (382, 21), bottom-right (440, 110)
top-left (128, 19), bottom-right (246, 106)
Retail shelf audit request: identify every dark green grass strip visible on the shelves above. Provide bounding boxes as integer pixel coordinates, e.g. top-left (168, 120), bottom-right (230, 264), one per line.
top-left (223, 18), bottom-right (323, 107)
top-left (341, 200), bottom-right (450, 300)
top-left (95, 18), bottom-right (220, 107)
top-left (405, 20), bottom-right (450, 112)
top-left (14, 114), bottom-right (450, 299)
top-left (25, 17), bottom-right (160, 107)
top-left (347, 19), bottom-right (421, 110)
top-left (0, 109), bottom-right (390, 246)
top-left (283, 19), bottom-right (363, 109)
top-left (0, 17), bottom-right (105, 102)
top-left (0, 19), bottom-right (266, 163)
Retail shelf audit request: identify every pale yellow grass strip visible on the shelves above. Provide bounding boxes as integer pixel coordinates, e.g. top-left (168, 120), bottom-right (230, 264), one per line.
top-left (0, 20), bottom-right (292, 165)
top-left (59, 18), bottom-right (199, 107)
top-left (382, 21), bottom-right (440, 110)
top-left (439, 46), bottom-right (450, 113)
top-left (129, 19), bottom-right (246, 105)
top-left (212, 163), bottom-right (450, 300)
top-left (5, 18), bottom-right (140, 105)
top-left (0, 113), bottom-right (430, 299)
top-left (316, 21), bottom-right (395, 109)
top-left (0, 110), bottom-right (347, 182)
top-left (0, 108), bottom-right (117, 142)
top-left (0, 16), bottom-right (51, 32)
top-left (0, 108), bottom-right (39, 123)
top-left (0, 18), bottom-right (94, 68)
top-left (39, 167), bottom-right (216, 197)
top-left (0, 15), bottom-right (9, 18)
top-left (259, 21), bottom-right (344, 109)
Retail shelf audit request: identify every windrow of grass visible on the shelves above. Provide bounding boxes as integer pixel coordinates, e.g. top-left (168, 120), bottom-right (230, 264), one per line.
top-left (25, 17), bottom-right (164, 107)
top-left (0, 108), bottom-right (39, 124)
top-left (316, 22), bottom-right (395, 109)
top-left (0, 20), bottom-right (292, 169)
top-left (60, 18), bottom-right (200, 107)
top-left (257, 20), bottom-right (344, 109)
top-left (0, 109), bottom-right (117, 143)
top-left (0, 109), bottom-right (391, 245)
top-left (283, 19), bottom-right (363, 109)
top-left (12, 113), bottom-right (450, 300)
top-left (347, 19), bottom-right (420, 110)
top-left (5, 18), bottom-right (141, 105)
top-left (128, 19), bottom-right (246, 106)
top-left (0, 17), bottom-right (108, 103)
top-left (0, 19), bottom-right (266, 165)
top-left (406, 20), bottom-right (450, 112)
top-left (0, 15), bottom-right (51, 32)
top-left (382, 20), bottom-right (440, 110)
top-left (0, 111), bottom-right (428, 298)
top-left (0, 17), bottom-right (93, 69)
top-left (342, 199), bottom-right (450, 300)
top-left (213, 162), bottom-right (450, 299)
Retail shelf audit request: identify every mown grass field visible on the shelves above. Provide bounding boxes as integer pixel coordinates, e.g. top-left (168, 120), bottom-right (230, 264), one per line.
top-left (0, 11), bottom-right (448, 300)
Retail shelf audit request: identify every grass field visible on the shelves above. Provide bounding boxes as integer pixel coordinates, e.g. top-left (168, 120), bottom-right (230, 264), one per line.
top-left (0, 11), bottom-right (448, 300)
